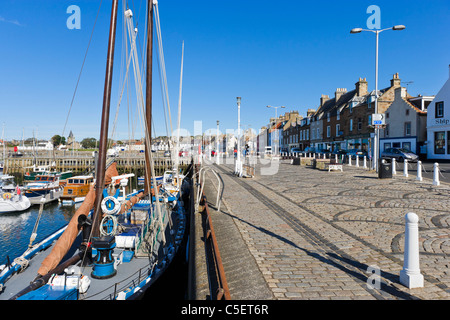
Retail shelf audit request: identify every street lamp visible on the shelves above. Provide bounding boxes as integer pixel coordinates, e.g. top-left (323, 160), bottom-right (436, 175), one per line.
top-left (350, 25), bottom-right (405, 172)
top-left (216, 120), bottom-right (220, 165)
top-left (236, 97), bottom-right (242, 175)
top-left (266, 105), bottom-right (285, 156)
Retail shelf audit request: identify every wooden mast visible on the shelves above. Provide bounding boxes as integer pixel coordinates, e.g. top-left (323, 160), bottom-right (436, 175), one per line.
top-left (92, 0), bottom-right (120, 237)
top-left (143, 0), bottom-right (153, 194)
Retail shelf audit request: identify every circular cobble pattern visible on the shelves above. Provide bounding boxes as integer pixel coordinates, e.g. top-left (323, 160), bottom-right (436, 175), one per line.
top-left (206, 158), bottom-right (450, 300)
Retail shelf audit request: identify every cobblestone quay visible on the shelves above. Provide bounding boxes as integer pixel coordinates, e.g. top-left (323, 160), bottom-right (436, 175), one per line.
top-left (201, 157), bottom-right (450, 300)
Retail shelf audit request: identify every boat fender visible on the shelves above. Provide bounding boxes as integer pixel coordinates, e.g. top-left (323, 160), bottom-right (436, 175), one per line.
top-left (101, 196), bottom-right (121, 215)
top-left (2, 193), bottom-right (12, 200)
top-left (79, 275), bottom-right (91, 294)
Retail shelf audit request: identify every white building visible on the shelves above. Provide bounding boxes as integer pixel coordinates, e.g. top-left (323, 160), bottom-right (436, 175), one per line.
top-left (380, 87), bottom-right (432, 156)
top-left (427, 65), bottom-right (450, 159)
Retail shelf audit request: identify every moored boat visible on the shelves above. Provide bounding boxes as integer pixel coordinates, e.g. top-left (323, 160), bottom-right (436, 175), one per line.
top-left (0, 175), bottom-right (31, 214)
top-left (59, 175), bottom-right (94, 206)
top-left (0, 0), bottom-right (190, 300)
top-left (22, 173), bottom-right (63, 205)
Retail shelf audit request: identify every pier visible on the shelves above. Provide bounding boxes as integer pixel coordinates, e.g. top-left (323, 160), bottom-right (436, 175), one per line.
top-left (3, 151), bottom-right (191, 180)
top-left (190, 157), bottom-right (450, 300)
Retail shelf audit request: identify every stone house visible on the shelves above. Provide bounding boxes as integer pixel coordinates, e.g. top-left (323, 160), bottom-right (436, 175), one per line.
top-left (297, 109), bottom-right (315, 151)
top-left (310, 95), bottom-right (329, 151)
top-left (340, 73), bottom-right (407, 156)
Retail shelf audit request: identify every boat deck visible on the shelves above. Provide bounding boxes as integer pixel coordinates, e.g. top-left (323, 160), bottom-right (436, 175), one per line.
top-left (0, 198), bottom-right (186, 300)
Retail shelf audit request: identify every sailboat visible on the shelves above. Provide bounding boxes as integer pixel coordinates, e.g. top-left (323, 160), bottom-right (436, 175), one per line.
top-left (0, 0), bottom-right (190, 300)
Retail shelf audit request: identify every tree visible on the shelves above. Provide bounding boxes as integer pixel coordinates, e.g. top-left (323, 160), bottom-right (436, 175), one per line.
top-left (80, 137), bottom-right (97, 149)
top-left (51, 135), bottom-right (66, 147)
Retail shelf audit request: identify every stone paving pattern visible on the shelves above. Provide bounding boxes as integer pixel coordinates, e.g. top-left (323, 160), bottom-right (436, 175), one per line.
top-left (202, 158), bottom-right (450, 300)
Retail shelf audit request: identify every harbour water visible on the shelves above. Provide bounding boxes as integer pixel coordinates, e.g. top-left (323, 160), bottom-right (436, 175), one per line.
top-left (0, 201), bottom-right (76, 266)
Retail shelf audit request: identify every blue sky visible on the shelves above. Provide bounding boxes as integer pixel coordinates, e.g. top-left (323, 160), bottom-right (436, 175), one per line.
top-left (0, 0), bottom-right (449, 141)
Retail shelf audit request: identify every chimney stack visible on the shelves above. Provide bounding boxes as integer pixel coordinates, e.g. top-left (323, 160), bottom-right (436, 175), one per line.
top-left (391, 73), bottom-right (401, 87)
top-left (355, 77), bottom-right (368, 97)
top-left (335, 88), bottom-right (347, 102)
top-left (320, 94), bottom-right (329, 107)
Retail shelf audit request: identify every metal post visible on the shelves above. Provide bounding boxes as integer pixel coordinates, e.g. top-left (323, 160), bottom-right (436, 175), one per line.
top-left (403, 159), bottom-right (408, 177)
top-left (433, 163), bottom-right (440, 186)
top-left (373, 30), bottom-right (379, 173)
top-left (216, 120), bottom-right (220, 165)
top-left (416, 161), bottom-right (423, 181)
top-left (400, 212), bottom-right (424, 289)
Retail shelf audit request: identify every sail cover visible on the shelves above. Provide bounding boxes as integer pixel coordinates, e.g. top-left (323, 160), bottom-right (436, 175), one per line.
top-left (37, 163), bottom-right (119, 276)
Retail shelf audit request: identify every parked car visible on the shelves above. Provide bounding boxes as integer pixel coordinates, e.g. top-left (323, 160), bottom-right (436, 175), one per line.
top-left (331, 149), bottom-right (347, 156)
top-left (290, 148), bottom-right (301, 154)
top-left (381, 148), bottom-right (418, 162)
top-left (346, 149), bottom-right (367, 160)
top-left (304, 146), bottom-right (316, 154)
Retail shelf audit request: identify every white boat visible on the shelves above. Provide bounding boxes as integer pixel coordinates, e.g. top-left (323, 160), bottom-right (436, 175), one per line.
top-left (22, 173), bottom-right (63, 205)
top-left (0, 176), bottom-right (31, 214)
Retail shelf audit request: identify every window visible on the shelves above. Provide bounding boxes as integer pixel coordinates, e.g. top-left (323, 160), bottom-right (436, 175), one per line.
top-left (317, 128), bottom-right (320, 138)
top-left (327, 112), bottom-right (330, 122)
top-left (406, 109), bottom-right (410, 116)
top-left (384, 143), bottom-right (391, 151)
top-left (385, 124), bottom-right (389, 136)
top-left (349, 119), bottom-right (353, 131)
top-left (337, 110), bottom-right (340, 120)
top-left (306, 130), bottom-right (309, 140)
top-left (368, 115), bottom-right (372, 126)
top-left (386, 112), bottom-right (389, 119)
top-left (402, 142), bottom-right (411, 152)
top-left (357, 118), bottom-right (362, 131)
top-left (404, 122), bottom-right (411, 136)
top-left (435, 131), bottom-right (445, 154)
top-left (448, 131), bottom-right (450, 154)
top-left (393, 142), bottom-right (401, 148)
top-left (327, 126), bottom-right (331, 138)
top-left (436, 102), bottom-right (444, 118)
top-left (336, 124), bottom-right (341, 136)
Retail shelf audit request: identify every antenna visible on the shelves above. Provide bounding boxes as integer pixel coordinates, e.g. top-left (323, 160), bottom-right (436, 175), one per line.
top-left (402, 81), bottom-right (414, 91)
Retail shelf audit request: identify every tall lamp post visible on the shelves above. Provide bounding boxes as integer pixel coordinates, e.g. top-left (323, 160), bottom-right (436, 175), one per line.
top-left (216, 120), bottom-right (220, 165)
top-left (350, 25), bottom-right (405, 172)
top-left (236, 97), bottom-right (242, 175)
top-left (266, 105), bottom-right (285, 156)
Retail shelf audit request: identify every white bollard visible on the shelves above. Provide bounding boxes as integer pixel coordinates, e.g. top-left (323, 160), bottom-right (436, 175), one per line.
top-left (363, 156), bottom-right (367, 169)
top-left (348, 155), bottom-right (352, 166)
top-left (400, 212), bottom-right (424, 289)
top-left (392, 158), bottom-right (397, 175)
top-left (335, 154), bottom-right (338, 163)
top-left (433, 163), bottom-right (440, 186)
top-left (416, 161), bottom-right (422, 182)
top-left (403, 159), bottom-right (408, 177)
top-left (356, 156), bottom-right (359, 167)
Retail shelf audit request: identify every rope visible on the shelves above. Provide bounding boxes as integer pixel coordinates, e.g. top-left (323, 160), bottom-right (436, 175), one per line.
top-left (61, 0), bottom-right (103, 139)
top-left (28, 201), bottom-right (45, 248)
